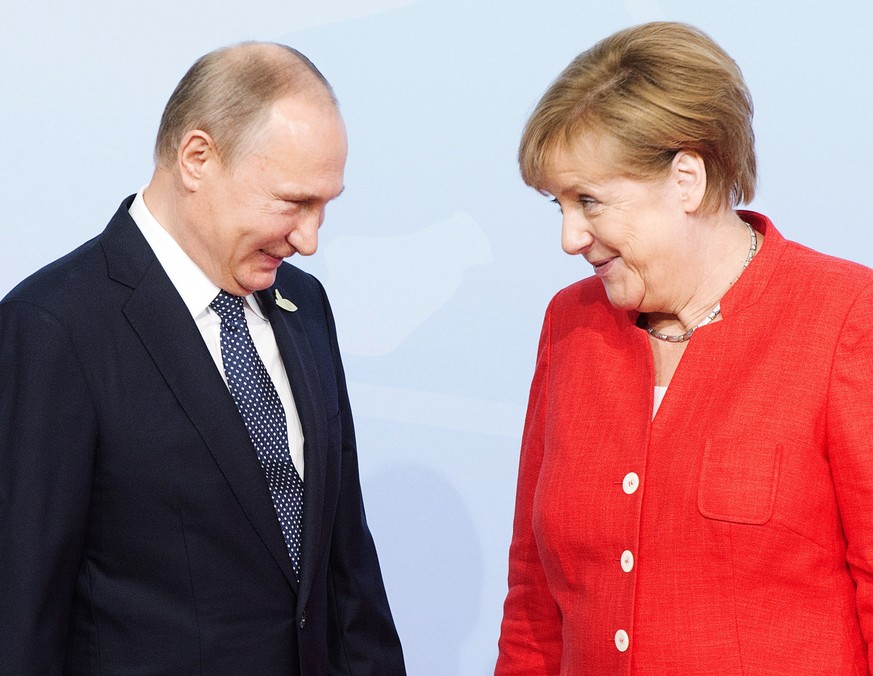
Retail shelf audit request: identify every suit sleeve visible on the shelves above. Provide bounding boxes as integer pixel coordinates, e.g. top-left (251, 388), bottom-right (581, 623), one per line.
top-left (827, 279), bottom-right (873, 672)
top-left (0, 299), bottom-right (97, 674)
top-left (313, 283), bottom-right (406, 675)
top-left (495, 302), bottom-right (563, 674)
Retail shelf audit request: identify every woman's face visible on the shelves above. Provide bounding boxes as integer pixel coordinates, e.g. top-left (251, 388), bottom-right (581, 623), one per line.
top-left (541, 133), bottom-right (699, 315)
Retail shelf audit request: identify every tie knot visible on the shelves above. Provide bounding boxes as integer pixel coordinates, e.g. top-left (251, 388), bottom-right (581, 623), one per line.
top-left (210, 290), bottom-right (246, 324)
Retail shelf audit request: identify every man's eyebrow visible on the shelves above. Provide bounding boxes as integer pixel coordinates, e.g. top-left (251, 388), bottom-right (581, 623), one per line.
top-left (280, 186), bottom-right (346, 202)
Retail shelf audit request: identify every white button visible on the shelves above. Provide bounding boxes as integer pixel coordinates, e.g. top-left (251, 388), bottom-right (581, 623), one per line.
top-left (615, 629), bottom-right (629, 652)
top-left (622, 472), bottom-right (639, 494)
top-left (620, 550), bottom-right (634, 573)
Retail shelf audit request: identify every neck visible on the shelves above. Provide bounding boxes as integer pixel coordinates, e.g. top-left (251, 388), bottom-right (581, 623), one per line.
top-left (143, 170), bottom-right (179, 232)
top-left (142, 169), bottom-right (201, 259)
top-left (646, 212), bottom-right (757, 334)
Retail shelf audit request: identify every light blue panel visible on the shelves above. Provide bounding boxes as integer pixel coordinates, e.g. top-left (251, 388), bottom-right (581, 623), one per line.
top-left (3, 1), bottom-right (873, 674)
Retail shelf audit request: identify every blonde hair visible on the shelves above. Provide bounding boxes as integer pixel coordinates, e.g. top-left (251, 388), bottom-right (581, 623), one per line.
top-left (154, 42), bottom-right (336, 168)
top-left (519, 22), bottom-right (756, 213)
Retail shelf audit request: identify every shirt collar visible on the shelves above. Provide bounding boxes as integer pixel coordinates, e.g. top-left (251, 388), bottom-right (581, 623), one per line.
top-left (720, 210), bottom-right (786, 317)
top-left (128, 190), bottom-right (266, 320)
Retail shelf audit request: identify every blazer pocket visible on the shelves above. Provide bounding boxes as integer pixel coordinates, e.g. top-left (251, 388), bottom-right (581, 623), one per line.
top-left (697, 439), bottom-right (782, 525)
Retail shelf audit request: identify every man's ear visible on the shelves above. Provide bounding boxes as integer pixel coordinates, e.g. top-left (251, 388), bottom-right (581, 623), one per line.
top-left (672, 149), bottom-right (707, 213)
top-left (177, 129), bottom-right (218, 191)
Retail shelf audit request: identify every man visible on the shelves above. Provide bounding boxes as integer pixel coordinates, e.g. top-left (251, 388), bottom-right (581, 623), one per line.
top-left (0, 43), bottom-right (405, 674)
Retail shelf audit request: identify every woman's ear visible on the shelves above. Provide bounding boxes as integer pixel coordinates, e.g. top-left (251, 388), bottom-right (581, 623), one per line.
top-left (672, 149), bottom-right (707, 213)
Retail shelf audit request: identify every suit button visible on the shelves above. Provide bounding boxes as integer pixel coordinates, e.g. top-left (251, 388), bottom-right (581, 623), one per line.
top-left (300, 610), bottom-right (307, 629)
top-left (614, 629), bottom-right (629, 652)
top-left (622, 472), bottom-right (639, 495)
top-left (620, 550), bottom-right (634, 573)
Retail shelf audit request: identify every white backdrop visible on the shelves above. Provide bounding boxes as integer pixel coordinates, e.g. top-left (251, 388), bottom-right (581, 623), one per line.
top-left (3, 1), bottom-right (873, 673)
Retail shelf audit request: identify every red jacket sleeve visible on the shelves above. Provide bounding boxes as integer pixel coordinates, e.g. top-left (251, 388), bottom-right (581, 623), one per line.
top-left (826, 279), bottom-right (873, 673)
top-left (496, 301), bottom-right (563, 674)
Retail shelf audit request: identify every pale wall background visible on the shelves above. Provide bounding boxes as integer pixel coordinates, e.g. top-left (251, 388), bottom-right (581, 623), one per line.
top-left (3, 1), bottom-right (873, 673)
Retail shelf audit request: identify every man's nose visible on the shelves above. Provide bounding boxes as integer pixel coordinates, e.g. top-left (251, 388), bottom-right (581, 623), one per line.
top-left (288, 209), bottom-right (324, 256)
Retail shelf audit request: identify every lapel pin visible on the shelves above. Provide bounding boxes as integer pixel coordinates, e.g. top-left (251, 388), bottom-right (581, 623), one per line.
top-left (274, 289), bottom-right (298, 312)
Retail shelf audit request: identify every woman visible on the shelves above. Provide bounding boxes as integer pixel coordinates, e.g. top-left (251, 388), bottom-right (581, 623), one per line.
top-left (496, 22), bottom-right (873, 675)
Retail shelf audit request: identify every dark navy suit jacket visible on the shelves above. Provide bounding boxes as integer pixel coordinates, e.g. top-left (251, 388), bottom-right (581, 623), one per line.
top-left (0, 197), bottom-right (405, 675)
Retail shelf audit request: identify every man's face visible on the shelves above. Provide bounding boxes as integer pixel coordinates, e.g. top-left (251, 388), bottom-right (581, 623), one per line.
top-left (191, 95), bottom-right (347, 295)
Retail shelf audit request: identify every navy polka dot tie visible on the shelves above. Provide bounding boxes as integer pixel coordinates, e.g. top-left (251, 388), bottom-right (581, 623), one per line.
top-left (211, 290), bottom-right (304, 579)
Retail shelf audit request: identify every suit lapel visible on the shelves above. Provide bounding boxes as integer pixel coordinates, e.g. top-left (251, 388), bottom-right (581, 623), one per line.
top-left (101, 207), bottom-right (299, 591)
top-left (258, 285), bottom-right (327, 610)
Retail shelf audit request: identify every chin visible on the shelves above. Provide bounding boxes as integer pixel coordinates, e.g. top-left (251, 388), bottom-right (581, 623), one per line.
top-left (602, 284), bottom-right (644, 312)
top-left (236, 271), bottom-right (278, 295)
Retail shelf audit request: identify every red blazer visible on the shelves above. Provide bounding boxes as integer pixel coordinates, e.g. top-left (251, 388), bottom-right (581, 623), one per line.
top-left (497, 212), bottom-right (873, 675)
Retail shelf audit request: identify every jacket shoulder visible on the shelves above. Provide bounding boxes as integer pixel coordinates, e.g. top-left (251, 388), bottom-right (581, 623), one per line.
top-left (775, 240), bottom-right (873, 310)
top-left (783, 240), bottom-right (873, 280)
top-left (2, 197), bottom-right (138, 310)
top-left (2, 235), bottom-right (104, 309)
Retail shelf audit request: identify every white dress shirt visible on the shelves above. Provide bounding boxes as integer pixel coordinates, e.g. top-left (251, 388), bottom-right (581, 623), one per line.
top-left (129, 192), bottom-right (305, 478)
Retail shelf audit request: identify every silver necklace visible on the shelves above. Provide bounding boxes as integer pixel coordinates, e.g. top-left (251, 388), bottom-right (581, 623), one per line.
top-left (645, 222), bottom-right (757, 344)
